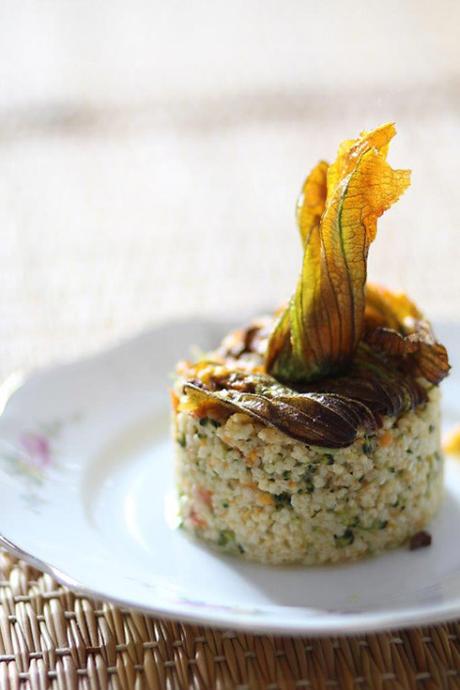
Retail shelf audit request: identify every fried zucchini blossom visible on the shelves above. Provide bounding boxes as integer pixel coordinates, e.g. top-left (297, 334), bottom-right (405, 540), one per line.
top-left (178, 123), bottom-right (449, 448)
top-left (266, 123), bottom-right (413, 382)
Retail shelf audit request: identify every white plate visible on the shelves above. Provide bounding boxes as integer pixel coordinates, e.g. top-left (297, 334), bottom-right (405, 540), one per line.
top-left (0, 319), bottom-right (459, 636)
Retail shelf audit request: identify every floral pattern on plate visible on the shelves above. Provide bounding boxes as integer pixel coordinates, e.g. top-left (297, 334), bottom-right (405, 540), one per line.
top-left (0, 414), bottom-right (81, 511)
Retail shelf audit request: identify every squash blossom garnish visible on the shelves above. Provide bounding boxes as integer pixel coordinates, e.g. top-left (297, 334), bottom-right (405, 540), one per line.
top-left (177, 123), bottom-right (449, 449)
top-left (266, 123), bottom-right (411, 383)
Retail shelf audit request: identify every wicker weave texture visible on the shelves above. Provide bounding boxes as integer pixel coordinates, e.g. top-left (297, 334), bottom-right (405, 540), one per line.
top-left (0, 551), bottom-right (459, 690)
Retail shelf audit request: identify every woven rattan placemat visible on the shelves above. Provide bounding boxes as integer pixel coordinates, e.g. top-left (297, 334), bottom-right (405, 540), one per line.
top-left (0, 550), bottom-right (459, 690)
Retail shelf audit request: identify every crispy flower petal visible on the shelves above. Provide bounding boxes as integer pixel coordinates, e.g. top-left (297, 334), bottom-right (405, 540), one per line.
top-left (184, 300), bottom-right (439, 447)
top-left (296, 160), bottom-right (328, 245)
top-left (261, 308), bottom-right (292, 376)
top-left (265, 162), bottom-right (329, 377)
top-left (183, 380), bottom-right (377, 448)
top-left (306, 342), bottom-right (428, 417)
top-left (181, 335), bottom-right (426, 447)
top-left (266, 123), bottom-right (411, 383)
top-left (364, 284), bottom-right (450, 384)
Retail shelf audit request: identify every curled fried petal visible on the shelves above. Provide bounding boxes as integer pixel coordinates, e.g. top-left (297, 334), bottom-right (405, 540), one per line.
top-left (296, 160), bottom-right (328, 245)
top-left (365, 284), bottom-right (421, 331)
top-left (266, 162), bottom-right (329, 377)
top-left (263, 308), bottom-right (293, 376)
top-left (266, 123), bottom-right (411, 383)
top-left (218, 317), bottom-right (271, 358)
top-left (364, 284), bottom-right (450, 384)
top-left (306, 342), bottom-right (428, 416)
top-left (326, 123), bottom-right (396, 197)
top-left (364, 327), bottom-right (419, 357)
top-left (183, 381), bottom-right (376, 448)
top-left (181, 321), bottom-right (433, 448)
top-left (278, 392), bottom-right (378, 437)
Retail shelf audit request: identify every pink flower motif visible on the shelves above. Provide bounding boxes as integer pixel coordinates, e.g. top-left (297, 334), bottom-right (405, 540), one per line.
top-left (20, 432), bottom-right (52, 469)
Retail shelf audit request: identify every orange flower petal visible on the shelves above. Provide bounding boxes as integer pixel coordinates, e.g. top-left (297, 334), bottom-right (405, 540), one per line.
top-left (266, 123), bottom-right (411, 383)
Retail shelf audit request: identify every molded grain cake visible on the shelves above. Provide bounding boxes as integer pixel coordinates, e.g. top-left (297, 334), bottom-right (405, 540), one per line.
top-left (171, 124), bottom-right (450, 565)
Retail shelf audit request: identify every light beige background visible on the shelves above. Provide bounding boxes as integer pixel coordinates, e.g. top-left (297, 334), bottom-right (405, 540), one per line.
top-left (1, 1), bottom-right (459, 379)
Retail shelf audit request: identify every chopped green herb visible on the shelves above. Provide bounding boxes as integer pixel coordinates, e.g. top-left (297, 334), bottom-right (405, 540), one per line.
top-left (362, 437), bottom-right (376, 456)
top-left (305, 479), bottom-right (315, 494)
top-left (198, 417), bottom-right (221, 428)
top-left (218, 529), bottom-right (235, 547)
top-left (429, 424), bottom-right (435, 433)
top-left (378, 520), bottom-right (388, 529)
top-left (274, 492), bottom-right (292, 509)
top-left (334, 529), bottom-right (354, 547)
top-left (282, 470), bottom-right (291, 480)
top-left (237, 544), bottom-right (245, 554)
top-left (302, 466), bottom-right (316, 494)
top-left (222, 501), bottom-right (229, 509)
top-left (177, 434), bottom-right (186, 448)
top-left (349, 516), bottom-right (360, 528)
top-left (324, 454), bottom-right (335, 465)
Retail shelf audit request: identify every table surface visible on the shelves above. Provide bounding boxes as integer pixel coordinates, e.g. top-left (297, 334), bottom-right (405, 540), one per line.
top-left (1, 549), bottom-right (460, 690)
